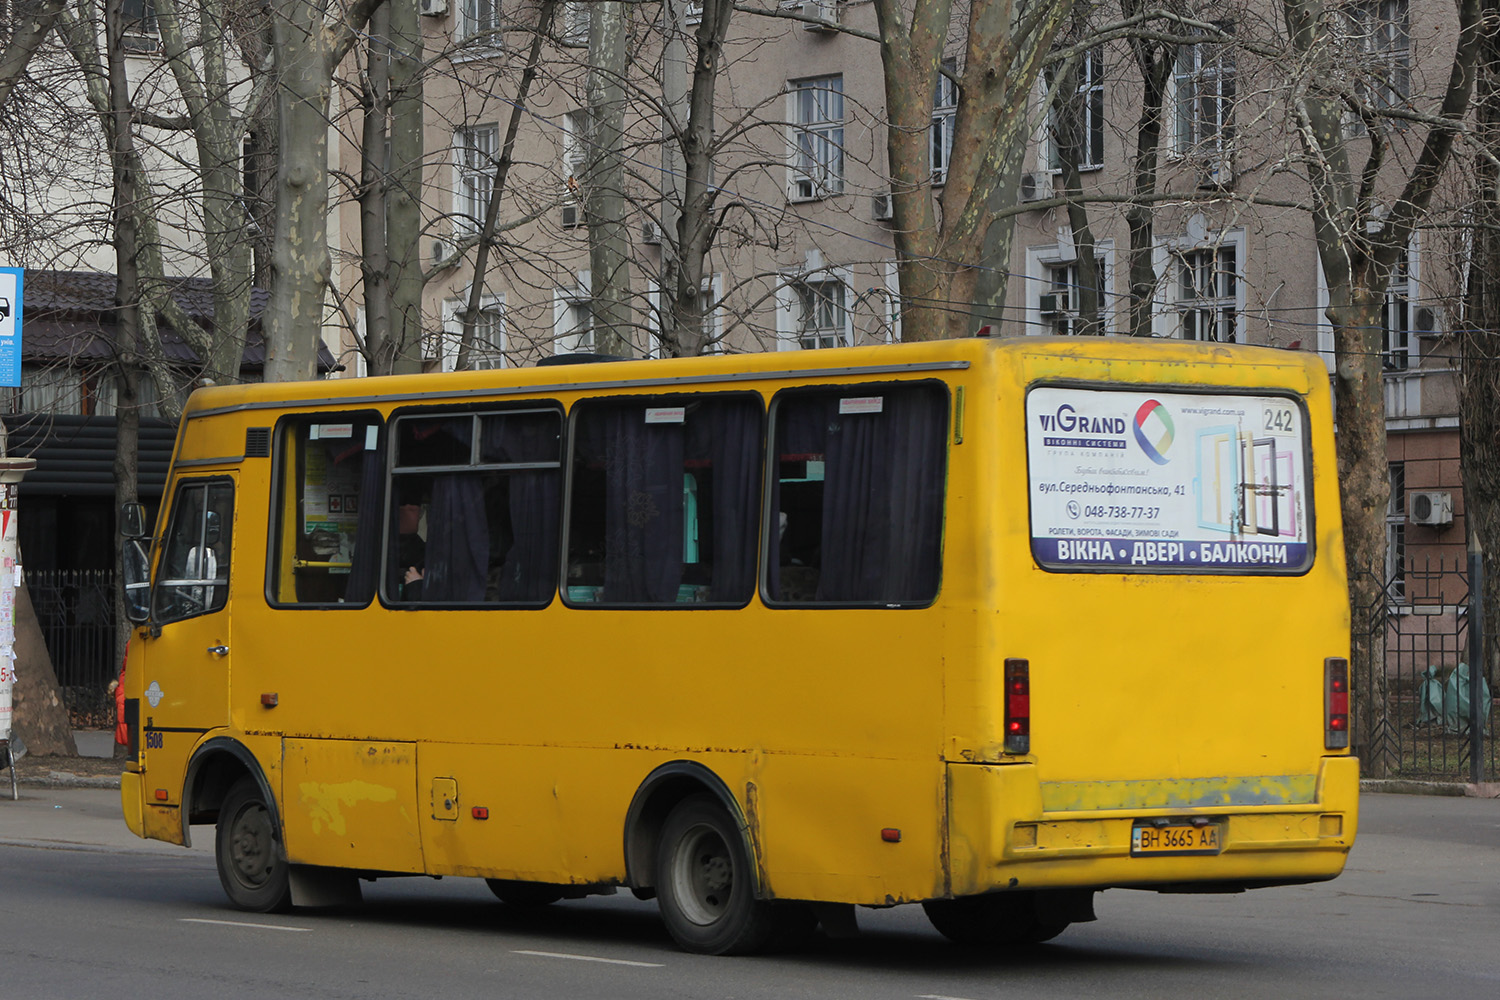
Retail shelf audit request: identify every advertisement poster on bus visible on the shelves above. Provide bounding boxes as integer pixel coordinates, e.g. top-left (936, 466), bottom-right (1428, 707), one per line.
top-left (1026, 386), bottom-right (1312, 572)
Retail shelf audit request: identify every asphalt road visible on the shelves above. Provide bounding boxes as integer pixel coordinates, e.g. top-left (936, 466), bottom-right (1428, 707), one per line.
top-left (1, 788), bottom-right (1496, 1000)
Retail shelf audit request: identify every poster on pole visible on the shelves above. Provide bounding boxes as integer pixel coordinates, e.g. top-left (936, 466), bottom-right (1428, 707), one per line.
top-left (0, 507), bottom-right (16, 741)
top-left (1026, 386), bottom-right (1314, 574)
top-left (0, 267), bottom-right (21, 389)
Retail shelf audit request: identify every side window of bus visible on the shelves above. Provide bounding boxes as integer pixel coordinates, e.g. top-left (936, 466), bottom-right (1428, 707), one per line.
top-left (154, 479), bottom-right (234, 623)
top-left (566, 394), bottom-right (762, 606)
top-left (270, 415), bottom-right (385, 606)
top-left (767, 382), bottom-right (948, 606)
top-left (388, 408), bottom-right (563, 605)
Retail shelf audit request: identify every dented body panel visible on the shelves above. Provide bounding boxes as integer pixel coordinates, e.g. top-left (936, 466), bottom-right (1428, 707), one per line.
top-left (119, 337), bottom-right (1355, 910)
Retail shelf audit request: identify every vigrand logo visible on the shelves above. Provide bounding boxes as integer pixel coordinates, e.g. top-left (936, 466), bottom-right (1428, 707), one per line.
top-left (1037, 404), bottom-right (1127, 450)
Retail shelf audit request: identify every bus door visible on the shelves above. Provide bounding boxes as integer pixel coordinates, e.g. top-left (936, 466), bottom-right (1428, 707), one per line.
top-left (140, 475), bottom-right (237, 832)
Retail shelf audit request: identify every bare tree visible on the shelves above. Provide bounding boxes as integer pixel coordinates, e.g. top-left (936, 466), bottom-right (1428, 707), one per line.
top-left (1281, 0), bottom-right (1483, 774)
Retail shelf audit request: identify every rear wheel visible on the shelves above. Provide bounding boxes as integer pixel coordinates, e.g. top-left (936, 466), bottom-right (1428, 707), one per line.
top-left (655, 795), bottom-right (775, 954)
top-left (215, 776), bottom-right (291, 913)
top-left (485, 879), bottom-right (565, 906)
top-left (922, 891), bottom-right (1068, 947)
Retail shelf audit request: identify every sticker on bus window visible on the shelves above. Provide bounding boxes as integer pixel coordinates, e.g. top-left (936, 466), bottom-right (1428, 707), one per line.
top-left (645, 407), bottom-right (686, 424)
top-left (839, 396), bottom-right (884, 415)
top-left (1026, 387), bottom-right (1312, 573)
top-left (315, 423), bottom-right (355, 439)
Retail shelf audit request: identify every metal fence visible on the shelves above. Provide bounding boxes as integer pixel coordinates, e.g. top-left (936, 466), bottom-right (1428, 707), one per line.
top-left (1352, 558), bottom-right (1497, 783)
top-left (27, 569), bottom-right (117, 727)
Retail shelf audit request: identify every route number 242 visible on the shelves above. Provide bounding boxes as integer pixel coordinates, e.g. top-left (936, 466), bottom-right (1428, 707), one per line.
top-left (1263, 407), bottom-right (1296, 433)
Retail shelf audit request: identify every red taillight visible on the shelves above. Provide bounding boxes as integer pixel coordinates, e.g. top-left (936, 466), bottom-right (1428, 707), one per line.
top-left (1325, 657), bottom-right (1350, 750)
top-left (1004, 658), bottom-right (1030, 754)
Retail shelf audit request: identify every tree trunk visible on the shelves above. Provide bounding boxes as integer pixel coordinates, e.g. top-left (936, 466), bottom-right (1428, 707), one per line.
top-left (360, 4), bottom-right (395, 374)
top-left (267, 1), bottom-right (335, 383)
top-left (585, 1), bottom-right (633, 357)
top-left (1330, 295), bottom-right (1396, 775)
top-left (12, 573), bottom-right (76, 756)
top-left (386, 0), bottom-right (425, 374)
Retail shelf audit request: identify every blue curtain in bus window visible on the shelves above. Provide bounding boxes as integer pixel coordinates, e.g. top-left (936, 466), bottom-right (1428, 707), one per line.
top-left (484, 414), bottom-right (561, 602)
top-left (685, 398), bottom-right (761, 602)
top-left (342, 424), bottom-right (384, 603)
top-left (424, 473), bottom-right (490, 601)
top-left (595, 407), bottom-right (685, 602)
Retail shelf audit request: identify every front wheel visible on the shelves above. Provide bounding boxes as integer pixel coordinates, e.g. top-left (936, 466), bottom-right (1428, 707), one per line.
top-left (215, 776), bottom-right (292, 913)
top-left (655, 795), bottom-right (775, 955)
top-left (922, 891), bottom-right (1069, 947)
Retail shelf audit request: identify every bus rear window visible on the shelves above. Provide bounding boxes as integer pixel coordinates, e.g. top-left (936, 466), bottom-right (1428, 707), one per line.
top-left (767, 382), bottom-right (948, 606)
top-left (1026, 387), bottom-right (1313, 574)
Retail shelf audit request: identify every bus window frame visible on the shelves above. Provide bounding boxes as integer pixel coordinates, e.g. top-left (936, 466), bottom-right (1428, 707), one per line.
top-left (382, 402), bottom-right (566, 610)
top-left (561, 390), bottom-right (766, 611)
top-left (1023, 380), bottom-right (1317, 576)
top-left (264, 409), bottom-right (386, 610)
top-left (760, 379), bottom-right (951, 610)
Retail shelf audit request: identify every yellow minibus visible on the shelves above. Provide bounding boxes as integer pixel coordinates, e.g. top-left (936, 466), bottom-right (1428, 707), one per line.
top-left (118, 335), bottom-right (1358, 953)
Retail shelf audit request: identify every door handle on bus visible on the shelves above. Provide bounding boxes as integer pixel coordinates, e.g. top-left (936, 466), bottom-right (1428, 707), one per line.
top-left (207, 644), bottom-right (229, 657)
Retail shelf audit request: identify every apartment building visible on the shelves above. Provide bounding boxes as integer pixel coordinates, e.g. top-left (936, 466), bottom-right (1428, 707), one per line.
top-left (381, 2), bottom-right (1463, 606)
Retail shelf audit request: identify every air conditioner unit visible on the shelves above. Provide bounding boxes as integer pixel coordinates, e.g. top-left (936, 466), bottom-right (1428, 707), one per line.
top-left (1414, 306), bottom-right (1445, 338)
top-left (642, 220), bottom-right (662, 245)
top-left (431, 239), bottom-right (452, 265)
top-left (561, 204), bottom-right (583, 229)
top-left (872, 192), bottom-right (894, 222)
top-left (1408, 491), bottom-right (1453, 527)
top-left (419, 0), bottom-right (448, 15)
top-left (1018, 171), bottom-right (1050, 204)
top-left (1198, 160), bottom-right (1234, 190)
top-left (1038, 291), bottom-right (1070, 317)
top-left (802, 0), bottom-right (839, 30)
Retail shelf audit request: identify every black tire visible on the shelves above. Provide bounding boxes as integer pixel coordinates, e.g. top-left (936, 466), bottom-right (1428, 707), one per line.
top-left (922, 891), bottom-right (1068, 947)
top-left (215, 775), bottom-right (292, 913)
top-left (655, 794), bottom-right (775, 955)
top-left (485, 879), bottom-right (565, 906)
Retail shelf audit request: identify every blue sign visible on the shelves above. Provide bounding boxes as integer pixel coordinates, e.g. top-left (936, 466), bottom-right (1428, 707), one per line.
top-left (0, 268), bottom-right (21, 389)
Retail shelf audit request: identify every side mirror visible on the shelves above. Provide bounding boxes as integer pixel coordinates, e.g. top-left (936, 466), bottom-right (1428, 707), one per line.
top-left (122, 538), bottom-right (151, 624)
top-left (120, 502), bottom-right (149, 540)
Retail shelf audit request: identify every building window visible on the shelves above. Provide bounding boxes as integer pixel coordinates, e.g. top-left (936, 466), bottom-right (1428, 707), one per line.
top-left (790, 75), bottom-right (844, 201)
top-left (1387, 461), bottom-right (1406, 602)
top-left (1173, 244), bottom-right (1239, 342)
top-left (459, 0), bottom-right (500, 44)
top-left (1039, 260), bottom-right (1108, 336)
top-left (554, 271), bottom-right (593, 354)
top-left (440, 296), bottom-right (506, 372)
top-left (1174, 24), bottom-right (1235, 157)
top-left (1383, 255), bottom-right (1413, 371)
top-left (794, 277), bottom-right (848, 349)
top-left (121, 0), bottom-right (159, 52)
top-left (563, 110), bottom-right (590, 190)
top-left (1045, 47), bottom-right (1105, 171)
top-left (1349, 0), bottom-right (1410, 112)
top-left (650, 276), bottom-right (723, 358)
top-left (456, 125), bottom-right (497, 233)
top-left (561, 1), bottom-right (589, 44)
top-left (931, 62), bottom-right (957, 185)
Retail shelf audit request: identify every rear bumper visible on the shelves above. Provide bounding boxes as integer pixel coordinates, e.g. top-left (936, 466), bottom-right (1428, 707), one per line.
top-left (946, 755), bottom-right (1359, 895)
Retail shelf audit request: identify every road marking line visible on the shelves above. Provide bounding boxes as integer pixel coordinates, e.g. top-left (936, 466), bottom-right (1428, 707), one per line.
top-left (180, 918), bottom-right (310, 933)
top-left (513, 949), bottom-right (663, 968)
top-left (918, 995), bottom-right (981, 1000)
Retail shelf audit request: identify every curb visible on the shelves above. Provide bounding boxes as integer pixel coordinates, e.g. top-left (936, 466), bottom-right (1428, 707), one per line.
top-left (17, 771), bottom-right (121, 790)
top-left (1360, 778), bottom-right (1499, 798)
